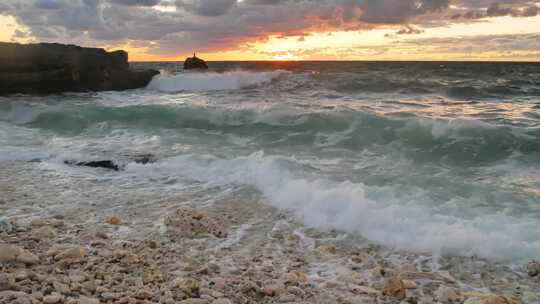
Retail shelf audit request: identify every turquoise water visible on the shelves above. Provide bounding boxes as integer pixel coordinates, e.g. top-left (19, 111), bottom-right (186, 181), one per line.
top-left (1, 61), bottom-right (539, 261)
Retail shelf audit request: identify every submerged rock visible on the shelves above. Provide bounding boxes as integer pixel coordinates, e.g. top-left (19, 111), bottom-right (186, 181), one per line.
top-left (184, 53), bottom-right (208, 70)
top-left (0, 42), bottom-right (159, 95)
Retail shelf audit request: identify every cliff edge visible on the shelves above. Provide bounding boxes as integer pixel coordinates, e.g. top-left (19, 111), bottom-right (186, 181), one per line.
top-left (0, 42), bottom-right (159, 95)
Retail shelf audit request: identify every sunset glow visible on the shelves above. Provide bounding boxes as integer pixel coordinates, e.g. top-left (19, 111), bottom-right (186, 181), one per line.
top-left (1, 1), bottom-right (539, 61)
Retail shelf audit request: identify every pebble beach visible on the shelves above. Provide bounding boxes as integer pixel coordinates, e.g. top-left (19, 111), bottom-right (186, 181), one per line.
top-left (2, 161), bottom-right (540, 304)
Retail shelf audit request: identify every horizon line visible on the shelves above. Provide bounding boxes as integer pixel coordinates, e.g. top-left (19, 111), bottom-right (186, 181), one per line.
top-left (129, 59), bottom-right (540, 63)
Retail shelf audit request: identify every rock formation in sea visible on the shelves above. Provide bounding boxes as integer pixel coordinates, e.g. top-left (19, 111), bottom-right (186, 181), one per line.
top-left (0, 42), bottom-right (159, 95)
top-left (184, 53), bottom-right (208, 70)
top-left (62, 154), bottom-right (155, 171)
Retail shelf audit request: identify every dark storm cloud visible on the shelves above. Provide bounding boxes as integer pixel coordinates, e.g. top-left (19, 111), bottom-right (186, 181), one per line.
top-left (0, 3), bottom-right (13, 13)
top-left (35, 0), bottom-right (64, 10)
top-left (2, 0), bottom-right (540, 56)
top-left (450, 0), bottom-right (540, 19)
top-left (110, 0), bottom-right (161, 6)
top-left (348, 0), bottom-right (451, 24)
top-left (177, 0), bottom-right (237, 16)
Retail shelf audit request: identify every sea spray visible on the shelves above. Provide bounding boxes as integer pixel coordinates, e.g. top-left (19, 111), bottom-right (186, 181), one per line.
top-left (147, 70), bottom-right (287, 92)
top-left (126, 151), bottom-right (540, 261)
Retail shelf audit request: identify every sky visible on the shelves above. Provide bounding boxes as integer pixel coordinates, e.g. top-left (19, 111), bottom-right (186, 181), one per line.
top-left (0, 0), bottom-right (539, 61)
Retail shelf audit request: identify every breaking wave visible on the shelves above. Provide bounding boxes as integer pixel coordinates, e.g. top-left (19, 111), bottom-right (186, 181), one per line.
top-left (126, 152), bottom-right (540, 262)
top-left (2, 102), bottom-right (539, 165)
top-left (147, 70), bottom-right (286, 92)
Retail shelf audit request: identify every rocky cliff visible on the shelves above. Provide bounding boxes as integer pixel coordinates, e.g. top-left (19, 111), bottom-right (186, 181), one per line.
top-left (0, 42), bottom-right (159, 95)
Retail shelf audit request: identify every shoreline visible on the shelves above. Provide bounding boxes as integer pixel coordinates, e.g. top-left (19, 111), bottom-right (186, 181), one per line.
top-left (1, 161), bottom-right (539, 304)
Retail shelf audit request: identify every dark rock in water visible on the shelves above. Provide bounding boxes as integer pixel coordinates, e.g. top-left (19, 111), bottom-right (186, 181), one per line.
top-left (0, 42), bottom-right (160, 95)
top-left (131, 155), bottom-right (153, 165)
top-left (67, 160), bottom-right (120, 171)
top-left (184, 53), bottom-right (208, 70)
top-left (64, 154), bottom-right (155, 171)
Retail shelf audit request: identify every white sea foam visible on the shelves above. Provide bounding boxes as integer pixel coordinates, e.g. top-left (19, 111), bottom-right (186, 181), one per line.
top-left (147, 70), bottom-right (286, 92)
top-left (126, 152), bottom-right (540, 262)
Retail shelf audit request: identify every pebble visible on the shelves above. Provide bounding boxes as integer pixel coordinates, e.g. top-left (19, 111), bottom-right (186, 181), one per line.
top-left (48, 244), bottom-right (87, 261)
top-left (17, 250), bottom-right (40, 265)
top-left (78, 297), bottom-right (101, 304)
top-left (179, 299), bottom-right (209, 304)
top-left (101, 292), bottom-right (119, 300)
top-left (0, 290), bottom-right (32, 304)
top-left (0, 218), bottom-right (13, 234)
top-left (32, 292), bottom-right (44, 300)
top-left (463, 293), bottom-right (518, 304)
top-left (0, 244), bottom-right (39, 265)
top-left (14, 271), bottom-right (32, 281)
top-left (134, 288), bottom-right (152, 299)
top-left (212, 299), bottom-right (232, 304)
top-left (43, 293), bottom-right (63, 304)
top-left (0, 273), bottom-right (16, 291)
top-left (105, 216), bottom-right (122, 225)
top-left (93, 228), bottom-right (108, 239)
top-left (165, 208), bottom-right (227, 238)
top-left (351, 272), bottom-right (366, 285)
top-left (402, 279), bottom-right (417, 289)
top-left (34, 226), bottom-right (57, 239)
top-left (82, 281), bottom-right (97, 293)
top-left (53, 281), bottom-right (71, 295)
top-left (350, 284), bottom-right (380, 296)
top-left (318, 245), bottom-right (337, 255)
top-left (30, 219), bottom-right (47, 227)
top-left (0, 244), bottom-right (22, 263)
top-left (145, 240), bottom-right (159, 249)
top-left (70, 275), bottom-right (87, 283)
top-left (262, 285), bottom-right (281, 297)
top-left (285, 271), bottom-right (307, 286)
top-left (436, 286), bottom-right (459, 303)
top-left (277, 293), bottom-right (297, 302)
top-left (383, 277), bottom-right (406, 300)
top-left (51, 220), bottom-right (64, 228)
top-left (526, 261), bottom-right (540, 277)
top-left (287, 286), bottom-right (305, 297)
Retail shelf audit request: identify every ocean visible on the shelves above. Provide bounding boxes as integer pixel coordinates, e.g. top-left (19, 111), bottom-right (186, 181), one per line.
top-left (1, 61), bottom-right (540, 264)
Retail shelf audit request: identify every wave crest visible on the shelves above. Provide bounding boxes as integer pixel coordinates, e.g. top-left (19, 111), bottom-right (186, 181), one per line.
top-left (147, 70), bottom-right (286, 92)
top-left (125, 152), bottom-right (540, 261)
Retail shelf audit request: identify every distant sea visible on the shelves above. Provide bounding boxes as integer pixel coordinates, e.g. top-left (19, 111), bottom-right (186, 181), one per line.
top-left (1, 61), bottom-right (540, 261)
